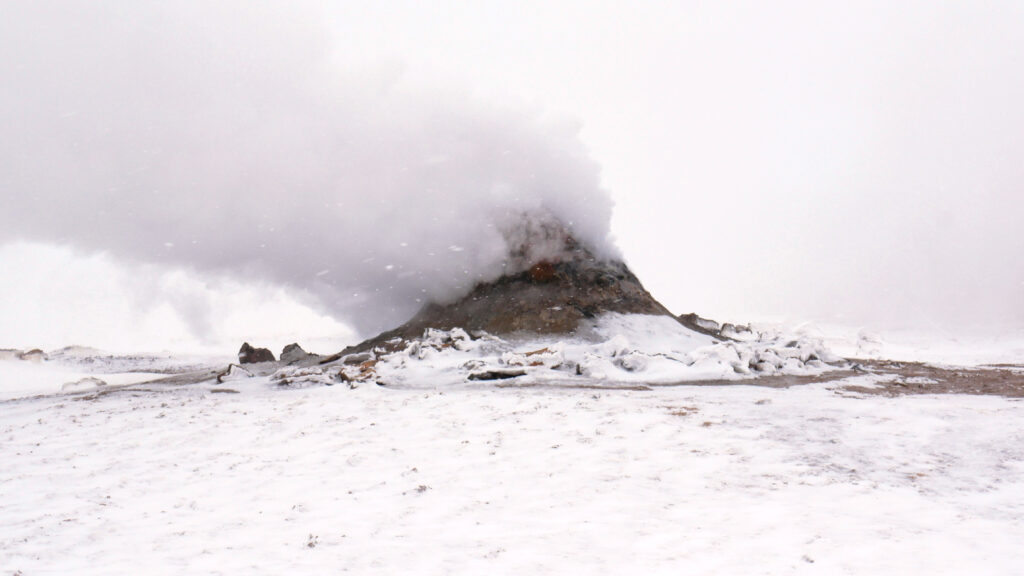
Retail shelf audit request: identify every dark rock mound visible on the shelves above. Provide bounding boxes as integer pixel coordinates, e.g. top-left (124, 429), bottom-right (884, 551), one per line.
top-left (326, 217), bottom-right (691, 360)
top-left (676, 313), bottom-right (755, 341)
top-left (238, 342), bottom-right (275, 364)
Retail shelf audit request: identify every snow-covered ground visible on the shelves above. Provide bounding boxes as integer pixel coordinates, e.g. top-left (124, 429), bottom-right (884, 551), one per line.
top-left (2, 317), bottom-right (1023, 574)
top-left (3, 376), bottom-right (1023, 574)
top-left (0, 348), bottom-right (228, 402)
top-left (0, 361), bottom-right (166, 402)
top-left (783, 322), bottom-right (1024, 367)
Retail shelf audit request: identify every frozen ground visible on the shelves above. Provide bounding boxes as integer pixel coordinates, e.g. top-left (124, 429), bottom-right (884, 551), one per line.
top-left (2, 319), bottom-right (1023, 574)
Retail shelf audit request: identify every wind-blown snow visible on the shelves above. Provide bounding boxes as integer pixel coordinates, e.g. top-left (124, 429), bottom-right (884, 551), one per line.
top-left (2, 371), bottom-right (1022, 574)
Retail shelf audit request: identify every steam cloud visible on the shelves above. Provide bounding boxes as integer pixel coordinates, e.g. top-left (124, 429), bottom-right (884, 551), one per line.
top-left (0, 3), bottom-right (617, 335)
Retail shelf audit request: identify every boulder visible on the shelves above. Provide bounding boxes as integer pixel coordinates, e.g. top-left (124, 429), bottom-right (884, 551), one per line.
top-left (238, 342), bottom-right (275, 364)
top-left (280, 343), bottom-right (312, 364)
top-left (467, 369), bottom-right (526, 381)
top-left (217, 363), bottom-right (254, 383)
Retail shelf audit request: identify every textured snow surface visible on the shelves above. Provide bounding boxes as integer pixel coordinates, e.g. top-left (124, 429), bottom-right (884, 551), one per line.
top-left (2, 376), bottom-right (1023, 574)
top-left (0, 351), bottom-right (226, 401)
top-left (784, 323), bottom-right (1024, 366)
top-left (0, 361), bottom-right (165, 401)
top-left (328, 314), bottom-right (840, 389)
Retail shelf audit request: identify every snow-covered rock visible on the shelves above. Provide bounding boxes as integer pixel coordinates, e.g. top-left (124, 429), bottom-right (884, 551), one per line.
top-left (216, 364), bottom-right (254, 384)
top-left (60, 376), bottom-right (107, 392)
top-left (264, 313), bottom-right (843, 390)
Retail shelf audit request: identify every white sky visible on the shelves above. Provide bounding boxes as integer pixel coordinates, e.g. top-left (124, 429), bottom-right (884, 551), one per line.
top-left (1, 1), bottom-right (1022, 353)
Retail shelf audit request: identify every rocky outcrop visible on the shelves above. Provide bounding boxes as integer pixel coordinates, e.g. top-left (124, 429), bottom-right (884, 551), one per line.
top-left (217, 363), bottom-right (254, 383)
top-left (238, 342), bottom-right (275, 364)
top-left (331, 226), bottom-right (680, 358)
top-left (677, 313), bottom-right (728, 339)
top-left (280, 343), bottom-right (312, 364)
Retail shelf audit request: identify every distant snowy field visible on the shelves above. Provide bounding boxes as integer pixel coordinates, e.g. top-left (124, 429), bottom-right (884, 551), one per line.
top-left (2, 360), bottom-right (1023, 574)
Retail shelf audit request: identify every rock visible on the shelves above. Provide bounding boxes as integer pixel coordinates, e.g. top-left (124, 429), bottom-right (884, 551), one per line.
top-left (217, 363), bottom-right (253, 383)
top-left (238, 342), bottom-right (275, 364)
top-left (280, 343), bottom-right (311, 364)
top-left (61, 377), bottom-right (107, 392)
top-left (721, 323), bottom-right (756, 341)
top-left (678, 313), bottom-right (733, 340)
top-left (467, 369), bottom-right (526, 381)
top-left (18, 349), bottom-right (47, 363)
top-left (329, 214), bottom-right (684, 357)
top-left (528, 261), bottom-right (558, 283)
top-left (618, 352), bottom-right (648, 372)
top-left (341, 351), bottom-right (375, 365)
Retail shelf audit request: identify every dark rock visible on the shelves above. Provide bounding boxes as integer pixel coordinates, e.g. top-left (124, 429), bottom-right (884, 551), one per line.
top-left (677, 313), bottom-right (731, 340)
top-left (467, 369), bottom-right (527, 381)
top-left (332, 216), bottom-right (694, 357)
top-left (238, 342), bottom-right (275, 364)
top-left (528, 261), bottom-right (558, 283)
top-left (280, 343), bottom-right (311, 364)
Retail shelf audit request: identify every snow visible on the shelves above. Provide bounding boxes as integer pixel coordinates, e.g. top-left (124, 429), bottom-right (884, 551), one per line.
top-left (2, 374), bottom-right (1023, 574)
top-left (0, 361), bottom-right (165, 401)
top-left (359, 314), bottom-right (838, 389)
top-left (1, 316), bottom-right (1022, 574)
top-left (787, 323), bottom-right (1024, 366)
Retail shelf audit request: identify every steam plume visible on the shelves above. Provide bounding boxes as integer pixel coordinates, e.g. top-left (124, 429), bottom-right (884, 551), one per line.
top-left (0, 2), bottom-right (617, 335)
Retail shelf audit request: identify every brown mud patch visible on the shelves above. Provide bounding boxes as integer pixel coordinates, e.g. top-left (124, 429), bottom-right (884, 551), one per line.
top-left (837, 359), bottom-right (1024, 398)
top-left (497, 361), bottom-right (1024, 398)
top-left (655, 360), bottom-right (1024, 397)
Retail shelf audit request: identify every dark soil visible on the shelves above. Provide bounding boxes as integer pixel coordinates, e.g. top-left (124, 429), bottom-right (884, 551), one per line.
top-left (496, 361), bottom-right (1024, 398)
top-left (838, 359), bottom-right (1024, 398)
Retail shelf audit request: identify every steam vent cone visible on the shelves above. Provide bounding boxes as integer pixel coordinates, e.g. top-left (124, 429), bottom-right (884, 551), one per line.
top-left (338, 215), bottom-right (713, 356)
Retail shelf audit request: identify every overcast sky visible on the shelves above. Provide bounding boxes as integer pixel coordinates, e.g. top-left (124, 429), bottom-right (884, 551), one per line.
top-left (1, 1), bottom-right (1022, 353)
